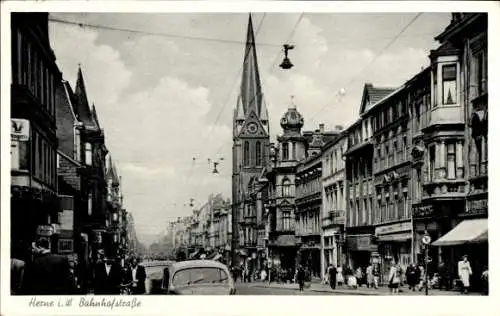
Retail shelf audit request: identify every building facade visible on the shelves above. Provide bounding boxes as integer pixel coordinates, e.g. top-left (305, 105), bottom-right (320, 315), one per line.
top-left (295, 144), bottom-right (323, 279)
top-left (232, 15), bottom-right (270, 265)
top-left (344, 84), bottom-right (396, 271)
top-left (11, 13), bottom-right (62, 261)
top-left (320, 129), bottom-right (347, 279)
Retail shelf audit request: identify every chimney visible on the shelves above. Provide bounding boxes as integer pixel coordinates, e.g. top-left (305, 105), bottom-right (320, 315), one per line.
top-left (319, 124), bottom-right (325, 133)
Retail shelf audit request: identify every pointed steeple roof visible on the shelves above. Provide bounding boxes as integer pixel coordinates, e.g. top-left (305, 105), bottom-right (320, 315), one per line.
top-left (239, 14), bottom-right (263, 117)
top-left (74, 65), bottom-right (98, 130)
top-left (235, 95), bottom-right (245, 121)
top-left (106, 155), bottom-right (120, 186)
top-left (91, 103), bottom-right (101, 129)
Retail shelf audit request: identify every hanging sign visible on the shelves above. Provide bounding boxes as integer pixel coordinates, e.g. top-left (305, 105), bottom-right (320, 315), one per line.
top-left (11, 119), bottom-right (30, 141)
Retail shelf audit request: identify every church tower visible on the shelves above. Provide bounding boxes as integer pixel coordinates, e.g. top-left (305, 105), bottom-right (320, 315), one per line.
top-left (232, 14), bottom-right (270, 262)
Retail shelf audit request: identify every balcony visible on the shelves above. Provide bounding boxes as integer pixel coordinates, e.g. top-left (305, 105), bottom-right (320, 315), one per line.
top-left (422, 179), bottom-right (466, 201)
top-left (322, 210), bottom-right (346, 227)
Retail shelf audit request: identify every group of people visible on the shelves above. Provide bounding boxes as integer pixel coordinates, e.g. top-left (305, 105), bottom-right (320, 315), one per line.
top-left (11, 238), bottom-right (147, 295)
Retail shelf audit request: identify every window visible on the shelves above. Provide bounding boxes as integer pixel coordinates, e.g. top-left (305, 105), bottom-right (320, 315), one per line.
top-left (88, 193), bottom-right (93, 216)
top-left (85, 143), bottom-right (92, 166)
top-left (74, 128), bottom-right (81, 161)
top-left (292, 142), bottom-right (296, 160)
top-left (57, 239), bottom-right (74, 253)
top-left (473, 50), bottom-right (487, 96)
top-left (429, 146), bottom-right (435, 181)
top-left (282, 142), bottom-right (289, 161)
top-left (282, 178), bottom-right (291, 197)
top-left (282, 211), bottom-right (291, 231)
top-left (16, 29), bottom-right (22, 84)
top-left (255, 141), bottom-right (262, 166)
top-left (442, 64), bottom-right (457, 105)
top-left (172, 268), bottom-right (229, 287)
top-left (447, 143), bottom-right (456, 179)
top-left (432, 67), bottom-right (438, 107)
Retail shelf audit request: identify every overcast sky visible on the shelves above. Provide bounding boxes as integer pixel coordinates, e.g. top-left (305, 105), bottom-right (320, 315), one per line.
top-left (49, 12), bottom-right (451, 245)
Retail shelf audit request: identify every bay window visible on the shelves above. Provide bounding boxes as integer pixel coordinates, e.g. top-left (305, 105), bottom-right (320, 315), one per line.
top-left (442, 64), bottom-right (457, 105)
top-left (85, 142), bottom-right (92, 166)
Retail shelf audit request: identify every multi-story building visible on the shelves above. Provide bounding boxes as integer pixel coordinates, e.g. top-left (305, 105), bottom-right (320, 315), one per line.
top-left (11, 13), bottom-right (62, 261)
top-left (344, 83), bottom-right (396, 270)
top-left (64, 66), bottom-right (109, 261)
top-left (368, 76), bottom-right (417, 281)
top-left (264, 102), bottom-right (307, 272)
top-left (232, 15), bottom-right (271, 265)
top-left (416, 13), bottom-right (488, 286)
top-left (105, 156), bottom-right (127, 259)
top-left (320, 128), bottom-right (347, 279)
top-left (295, 135), bottom-right (323, 279)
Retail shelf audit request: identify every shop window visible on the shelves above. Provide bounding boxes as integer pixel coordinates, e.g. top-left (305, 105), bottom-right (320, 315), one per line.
top-left (442, 64), bottom-right (457, 105)
top-left (447, 143), bottom-right (456, 179)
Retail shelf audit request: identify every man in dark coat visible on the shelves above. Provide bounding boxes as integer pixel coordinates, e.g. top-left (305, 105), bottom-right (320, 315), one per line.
top-left (328, 264), bottom-right (337, 290)
top-left (93, 255), bottom-right (123, 294)
top-left (125, 257), bottom-right (146, 294)
top-left (297, 265), bottom-right (306, 292)
top-left (405, 263), bottom-right (419, 291)
top-left (22, 239), bottom-right (75, 295)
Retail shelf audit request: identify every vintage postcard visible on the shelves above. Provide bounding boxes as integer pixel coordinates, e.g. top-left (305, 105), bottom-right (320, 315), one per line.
top-left (1, 1), bottom-right (498, 316)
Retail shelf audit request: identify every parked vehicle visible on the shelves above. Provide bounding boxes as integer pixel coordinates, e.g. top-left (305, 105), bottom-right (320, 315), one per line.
top-left (152, 260), bottom-right (236, 295)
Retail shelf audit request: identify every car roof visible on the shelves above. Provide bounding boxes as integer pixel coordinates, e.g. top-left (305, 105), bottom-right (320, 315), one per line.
top-left (171, 260), bottom-right (228, 271)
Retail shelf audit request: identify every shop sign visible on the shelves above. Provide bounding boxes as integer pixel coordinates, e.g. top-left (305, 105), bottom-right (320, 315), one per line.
top-left (412, 205), bottom-right (434, 218)
top-left (465, 199), bottom-right (488, 216)
top-left (375, 221), bottom-right (411, 236)
top-left (11, 119), bottom-right (30, 141)
top-left (36, 225), bottom-right (54, 236)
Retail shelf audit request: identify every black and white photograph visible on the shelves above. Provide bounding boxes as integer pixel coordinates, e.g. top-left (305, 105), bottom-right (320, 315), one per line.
top-left (1, 2), bottom-right (496, 313)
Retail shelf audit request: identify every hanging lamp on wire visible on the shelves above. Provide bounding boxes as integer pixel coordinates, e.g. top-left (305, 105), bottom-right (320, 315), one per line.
top-left (212, 162), bottom-right (220, 174)
top-left (280, 44), bottom-right (295, 70)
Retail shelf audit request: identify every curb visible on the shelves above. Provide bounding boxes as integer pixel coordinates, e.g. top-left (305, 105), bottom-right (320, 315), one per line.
top-left (251, 284), bottom-right (381, 295)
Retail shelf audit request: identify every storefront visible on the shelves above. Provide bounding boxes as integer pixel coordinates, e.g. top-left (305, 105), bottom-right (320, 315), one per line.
top-left (269, 234), bottom-right (298, 272)
top-left (346, 233), bottom-right (378, 271)
top-left (375, 221), bottom-right (413, 283)
top-left (298, 239), bottom-right (321, 279)
top-left (432, 218), bottom-right (488, 291)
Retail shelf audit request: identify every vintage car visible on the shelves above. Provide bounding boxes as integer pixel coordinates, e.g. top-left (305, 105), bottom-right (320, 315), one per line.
top-left (144, 260), bottom-right (174, 294)
top-left (151, 260), bottom-right (236, 295)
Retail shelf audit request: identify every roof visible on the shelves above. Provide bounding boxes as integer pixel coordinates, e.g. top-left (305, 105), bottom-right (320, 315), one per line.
top-left (359, 83), bottom-right (397, 115)
top-left (73, 66), bottom-right (99, 130)
top-left (170, 260), bottom-right (229, 272)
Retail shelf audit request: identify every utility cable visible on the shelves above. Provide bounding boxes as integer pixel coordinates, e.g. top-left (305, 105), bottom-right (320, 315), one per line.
top-left (310, 12), bottom-right (423, 121)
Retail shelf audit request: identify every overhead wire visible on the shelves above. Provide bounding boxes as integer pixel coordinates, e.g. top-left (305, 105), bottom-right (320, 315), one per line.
top-left (213, 12), bottom-right (305, 158)
top-left (310, 12), bottom-right (423, 121)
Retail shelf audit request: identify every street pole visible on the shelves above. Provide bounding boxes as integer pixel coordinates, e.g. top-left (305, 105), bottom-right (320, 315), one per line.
top-left (425, 244), bottom-right (429, 296)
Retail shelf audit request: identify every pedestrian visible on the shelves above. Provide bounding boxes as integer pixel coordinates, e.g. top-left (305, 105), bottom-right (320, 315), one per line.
top-left (438, 261), bottom-right (450, 290)
top-left (260, 269), bottom-right (267, 282)
top-left (458, 255), bottom-right (472, 294)
top-left (328, 264), bottom-right (337, 290)
top-left (10, 241), bottom-right (26, 295)
top-left (22, 238), bottom-right (75, 295)
top-left (388, 261), bottom-right (401, 295)
top-left (481, 266), bottom-right (488, 295)
top-left (93, 255), bottom-right (123, 294)
top-left (372, 263), bottom-right (380, 289)
top-left (355, 267), bottom-right (363, 287)
top-left (366, 265), bottom-right (373, 288)
top-left (296, 265), bottom-right (306, 292)
top-left (405, 263), bottom-right (418, 291)
top-left (336, 266), bottom-right (344, 286)
top-left (125, 257), bottom-right (146, 294)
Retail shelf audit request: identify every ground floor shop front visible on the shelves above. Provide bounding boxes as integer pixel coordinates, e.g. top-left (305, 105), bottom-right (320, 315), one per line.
top-left (321, 226), bottom-right (345, 279)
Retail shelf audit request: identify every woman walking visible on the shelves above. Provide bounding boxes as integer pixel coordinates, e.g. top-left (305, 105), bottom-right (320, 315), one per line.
top-left (458, 255), bottom-right (472, 294)
top-left (388, 261), bottom-right (401, 295)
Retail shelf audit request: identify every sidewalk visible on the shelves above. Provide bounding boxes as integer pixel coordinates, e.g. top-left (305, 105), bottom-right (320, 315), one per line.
top-left (247, 281), bottom-right (464, 296)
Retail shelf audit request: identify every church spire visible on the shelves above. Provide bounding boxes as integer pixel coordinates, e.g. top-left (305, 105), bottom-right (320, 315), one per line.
top-left (240, 13), bottom-right (263, 116)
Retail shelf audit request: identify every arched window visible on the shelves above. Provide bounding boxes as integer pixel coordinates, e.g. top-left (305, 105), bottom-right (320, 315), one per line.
top-left (282, 178), bottom-right (291, 197)
top-left (244, 141), bottom-right (249, 166)
top-left (256, 141), bottom-right (262, 166)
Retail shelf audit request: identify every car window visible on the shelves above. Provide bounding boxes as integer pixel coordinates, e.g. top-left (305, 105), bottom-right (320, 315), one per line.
top-left (172, 268), bottom-right (229, 286)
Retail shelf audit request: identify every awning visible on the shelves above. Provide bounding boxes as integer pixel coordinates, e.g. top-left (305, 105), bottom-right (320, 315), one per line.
top-left (377, 232), bottom-right (412, 242)
top-left (432, 218), bottom-right (488, 247)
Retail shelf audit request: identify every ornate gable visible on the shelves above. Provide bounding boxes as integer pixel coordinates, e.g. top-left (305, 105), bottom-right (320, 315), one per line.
top-left (238, 110), bottom-right (268, 138)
